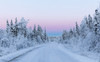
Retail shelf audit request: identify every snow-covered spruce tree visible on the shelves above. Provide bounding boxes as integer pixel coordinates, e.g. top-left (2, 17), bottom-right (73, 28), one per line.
top-left (27, 25), bottom-right (38, 42)
top-left (37, 25), bottom-right (44, 43)
top-left (14, 18), bottom-right (18, 37)
top-left (43, 28), bottom-right (48, 42)
top-left (61, 30), bottom-right (70, 43)
top-left (93, 9), bottom-right (100, 35)
top-left (88, 15), bottom-right (93, 30)
top-left (27, 28), bottom-right (33, 40)
top-left (69, 29), bottom-right (74, 38)
top-left (6, 20), bottom-right (10, 33)
top-left (75, 22), bottom-right (80, 36)
top-left (80, 17), bottom-right (89, 39)
top-left (27, 27), bottom-right (35, 41)
top-left (17, 17), bottom-right (28, 37)
top-left (37, 25), bottom-right (43, 35)
top-left (62, 30), bottom-right (67, 40)
top-left (10, 20), bottom-right (14, 37)
top-left (33, 25), bottom-right (37, 35)
top-left (33, 25), bottom-right (38, 38)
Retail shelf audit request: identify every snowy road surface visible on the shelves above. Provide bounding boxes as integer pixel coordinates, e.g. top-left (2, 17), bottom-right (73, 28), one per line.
top-left (0, 43), bottom-right (97, 62)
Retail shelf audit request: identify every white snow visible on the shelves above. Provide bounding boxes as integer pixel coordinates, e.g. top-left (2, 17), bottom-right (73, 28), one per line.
top-left (58, 44), bottom-right (98, 62)
top-left (0, 44), bottom-right (43, 62)
top-left (0, 42), bottom-right (98, 62)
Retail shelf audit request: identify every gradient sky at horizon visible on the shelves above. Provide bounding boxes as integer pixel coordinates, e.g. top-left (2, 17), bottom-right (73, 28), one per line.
top-left (0, 0), bottom-right (100, 36)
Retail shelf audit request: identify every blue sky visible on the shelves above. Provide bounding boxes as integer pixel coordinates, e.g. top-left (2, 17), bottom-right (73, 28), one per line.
top-left (0, 0), bottom-right (100, 36)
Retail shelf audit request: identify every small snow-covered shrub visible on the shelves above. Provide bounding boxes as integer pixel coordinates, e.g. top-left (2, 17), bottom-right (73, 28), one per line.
top-left (0, 38), bottom-right (10, 48)
top-left (16, 44), bottom-right (25, 50)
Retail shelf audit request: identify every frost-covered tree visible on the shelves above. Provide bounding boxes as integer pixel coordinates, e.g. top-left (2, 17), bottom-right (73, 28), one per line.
top-left (33, 25), bottom-right (36, 34)
top-left (80, 17), bottom-right (89, 38)
top-left (33, 25), bottom-right (37, 37)
top-left (10, 20), bottom-right (15, 37)
top-left (14, 18), bottom-right (18, 36)
top-left (62, 30), bottom-right (68, 40)
top-left (69, 29), bottom-right (73, 38)
top-left (61, 6), bottom-right (100, 55)
top-left (17, 17), bottom-right (28, 37)
top-left (37, 25), bottom-right (44, 41)
top-left (0, 38), bottom-right (10, 48)
top-left (75, 22), bottom-right (80, 36)
top-left (0, 17), bottom-right (49, 56)
top-left (37, 25), bottom-right (43, 35)
top-left (88, 15), bottom-right (93, 29)
top-left (44, 28), bottom-right (48, 41)
top-left (6, 20), bottom-right (10, 33)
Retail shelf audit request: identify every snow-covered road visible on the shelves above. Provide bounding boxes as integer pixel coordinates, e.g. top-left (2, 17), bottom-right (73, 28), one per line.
top-left (0, 43), bottom-right (97, 62)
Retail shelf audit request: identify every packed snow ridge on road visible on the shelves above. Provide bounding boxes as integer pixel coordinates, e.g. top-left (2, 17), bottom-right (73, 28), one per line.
top-left (0, 43), bottom-right (97, 62)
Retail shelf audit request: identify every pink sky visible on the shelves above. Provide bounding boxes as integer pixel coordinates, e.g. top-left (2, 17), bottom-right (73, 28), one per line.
top-left (0, 0), bottom-right (99, 36)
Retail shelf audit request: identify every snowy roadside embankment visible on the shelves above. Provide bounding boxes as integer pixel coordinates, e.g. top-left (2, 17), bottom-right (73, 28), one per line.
top-left (0, 44), bottom-right (42, 62)
top-left (0, 42), bottom-right (98, 62)
top-left (61, 44), bottom-right (98, 62)
top-left (63, 43), bottom-right (100, 61)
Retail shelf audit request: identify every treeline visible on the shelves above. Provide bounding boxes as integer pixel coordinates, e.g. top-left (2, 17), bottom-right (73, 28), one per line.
top-left (0, 17), bottom-right (48, 56)
top-left (6, 17), bottom-right (48, 42)
top-left (61, 8), bottom-right (100, 53)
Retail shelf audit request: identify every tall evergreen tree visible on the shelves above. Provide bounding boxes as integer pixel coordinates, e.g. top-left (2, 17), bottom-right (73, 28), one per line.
top-left (10, 20), bottom-right (13, 27)
top-left (69, 29), bottom-right (73, 38)
top-left (75, 22), bottom-right (80, 35)
top-left (37, 25), bottom-right (44, 42)
top-left (14, 18), bottom-right (18, 36)
top-left (88, 15), bottom-right (93, 29)
top-left (6, 20), bottom-right (9, 33)
top-left (62, 30), bottom-right (67, 40)
top-left (10, 20), bottom-right (14, 36)
top-left (37, 25), bottom-right (43, 34)
top-left (44, 28), bottom-right (47, 41)
top-left (33, 25), bottom-right (36, 34)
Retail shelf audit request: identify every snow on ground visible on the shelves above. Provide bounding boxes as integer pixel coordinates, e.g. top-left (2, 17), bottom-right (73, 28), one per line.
top-left (58, 44), bottom-right (98, 62)
top-left (0, 44), bottom-right (43, 62)
top-left (0, 42), bottom-right (98, 62)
